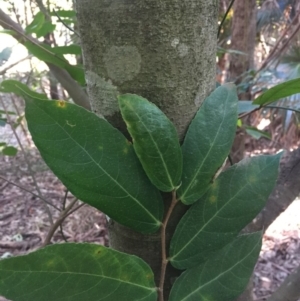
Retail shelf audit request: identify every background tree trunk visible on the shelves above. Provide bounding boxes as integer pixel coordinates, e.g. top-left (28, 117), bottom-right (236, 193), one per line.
top-left (75, 0), bottom-right (219, 299)
top-left (228, 0), bottom-right (256, 89)
top-left (229, 0), bottom-right (257, 163)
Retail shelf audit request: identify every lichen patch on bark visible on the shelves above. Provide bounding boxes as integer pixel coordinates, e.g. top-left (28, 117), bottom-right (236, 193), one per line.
top-left (103, 46), bottom-right (141, 83)
top-left (85, 71), bottom-right (119, 117)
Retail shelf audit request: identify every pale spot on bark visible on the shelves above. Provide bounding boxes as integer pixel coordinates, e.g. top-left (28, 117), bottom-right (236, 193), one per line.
top-left (171, 38), bottom-right (180, 48)
top-left (103, 46), bottom-right (141, 83)
top-left (178, 43), bottom-right (189, 57)
top-left (85, 71), bottom-right (119, 117)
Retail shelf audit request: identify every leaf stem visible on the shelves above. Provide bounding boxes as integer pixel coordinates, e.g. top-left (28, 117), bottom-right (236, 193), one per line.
top-left (158, 190), bottom-right (178, 301)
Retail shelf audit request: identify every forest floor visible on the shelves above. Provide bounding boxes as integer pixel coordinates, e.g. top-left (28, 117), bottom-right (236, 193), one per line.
top-left (0, 147), bottom-right (300, 301)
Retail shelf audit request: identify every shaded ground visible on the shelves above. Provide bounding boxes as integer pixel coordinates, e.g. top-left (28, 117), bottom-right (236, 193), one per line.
top-left (0, 149), bottom-right (300, 301)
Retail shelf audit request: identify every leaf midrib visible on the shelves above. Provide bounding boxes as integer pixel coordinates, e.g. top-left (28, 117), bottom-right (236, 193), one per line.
top-left (171, 160), bottom-right (270, 262)
top-left (30, 102), bottom-right (160, 225)
top-left (179, 237), bottom-right (260, 301)
top-left (180, 90), bottom-right (231, 202)
top-left (124, 102), bottom-right (175, 189)
top-left (1, 269), bottom-right (155, 291)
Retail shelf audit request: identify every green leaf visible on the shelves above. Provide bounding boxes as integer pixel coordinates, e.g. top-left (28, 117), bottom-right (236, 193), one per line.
top-left (169, 233), bottom-right (262, 301)
top-left (0, 118), bottom-right (6, 127)
top-left (0, 109), bottom-right (16, 115)
top-left (177, 84), bottom-right (238, 205)
top-left (24, 41), bottom-right (85, 85)
top-left (245, 126), bottom-right (271, 140)
top-left (0, 243), bottom-right (157, 301)
top-left (25, 12), bottom-right (45, 35)
top-left (238, 100), bottom-right (259, 114)
top-left (0, 29), bottom-right (16, 35)
top-left (52, 45), bottom-right (82, 55)
top-left (253, 78), bottom-right (300, 105)
top-left (118, 94), bottom-right (182, 192)
top-left (170, 154), bottom-right (281, 269)
top-left (51, 9), bottom-right (76, 18)
top-left (35, 22), bottom-right (56, 38)
top-left (2, 146), bottom-right (18, 156)
top-left (0, 80), bottom-right (48, 100)
top-left (24, 96), bottom-right (163, 233)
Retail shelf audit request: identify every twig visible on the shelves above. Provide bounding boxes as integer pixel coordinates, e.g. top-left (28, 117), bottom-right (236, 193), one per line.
top-left (218, 0), bottom-right (236, 38)
top-left (11, 95), bottom-right (31, 147)
top-left (0, 98), bottom-right (54, 225)
top-left (59, 190), bottom-right (70, 242)
top-left (0, 55), bottom-right (31, 75)
top-left (64, 202), bottom-right (85, 218)
top-left (0, 175), bottom-right (60, 211)
top-left (158, 191), bottom-right (178, 301)
top-left (53, 9), bottom-right (79, 37)
top-left (42, 198), bottom-right (78, 247)
top-left (238, 106), bottom-right (261, 119)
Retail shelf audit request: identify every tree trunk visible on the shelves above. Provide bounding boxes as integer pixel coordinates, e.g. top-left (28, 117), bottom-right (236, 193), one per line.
top-left (75, 0), bottom-right (218, 299)
top-left (229, 0), bottom-right (257, 163)
top-left (228, 0), bottom-right (256, 89)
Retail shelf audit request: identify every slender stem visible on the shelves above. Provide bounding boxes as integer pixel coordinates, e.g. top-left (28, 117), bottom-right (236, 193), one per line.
top-left (0, 97), bottom-right (54, 225)
top-left (59, 190), bottom-right (69, 242)
top-left (265, 105), bottom-right (300, 114)
top-left (42, 198), bottom-right (78, 247)
top-left (65, 202), bottom-right (85, 218)
top-left (158, 190), bottom-right (178, 301)
top-left (0, 175), bottom-right (60, 211)
top-left (218, 0), bottom-right (236, 38)
top-left (238, 106), bottom-right (261, 119)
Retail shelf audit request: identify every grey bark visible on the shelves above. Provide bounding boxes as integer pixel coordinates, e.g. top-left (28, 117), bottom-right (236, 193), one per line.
top-left (75, 0), bottom-right (218, 141)
top-left (75, 0), bottom-right (218, 299)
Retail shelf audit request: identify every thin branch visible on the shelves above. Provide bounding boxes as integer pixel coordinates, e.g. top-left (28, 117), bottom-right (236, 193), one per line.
top-left (265, 105), bottom-right (300, 114)
top-left (0, 8), bottom-right (91, 110)
top-left (53, 9), bottom-right (79, 37)
top-left (0, 97), bottom-right (54, 225)
top-left (238, 106), bottom-right (261, 119)
top-left (59, 190), bottom-right (70, 242)
top-left (0, 55), bottom-right (31, 75)
top-left (64, 202), bottom-right (85, 218)
top-left (257, 15), bottom-right (300, 73)
top-left (0, 175), bottom-right (60, 211)
top-left (158, 191), bottom-right (178, 301)
top-left (218, 0), bottom-right (236, 38)
top-left (42, 198), bottom-right (78, 247)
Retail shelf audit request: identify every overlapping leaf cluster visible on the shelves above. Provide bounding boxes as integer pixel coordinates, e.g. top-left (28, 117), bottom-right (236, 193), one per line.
top-left (0, 84), bottom-right (281, 301)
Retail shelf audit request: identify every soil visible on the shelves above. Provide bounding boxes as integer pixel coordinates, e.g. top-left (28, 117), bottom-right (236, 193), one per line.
top-left (0, 148), bottom-right (300, 301)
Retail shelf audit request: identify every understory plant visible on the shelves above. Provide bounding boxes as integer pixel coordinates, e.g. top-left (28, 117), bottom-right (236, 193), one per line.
top-left (0, 83), bottom-right (281, 301)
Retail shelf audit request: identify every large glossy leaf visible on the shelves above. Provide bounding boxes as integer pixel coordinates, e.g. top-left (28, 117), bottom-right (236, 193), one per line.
top-left (170, 154), bottom-right (281, 269)
top-left (24, 96), bottom-right (163, 233)
top-left (169, 233), bottom-right (262, 301)
top-left (177, 84), bottom-right (238, 205)
top-left (118, 94), bottom-right (182, 192)
top-left (253, 78), bottom-right (300, 105)
top-left (0, 243), bottom-right (157, 301)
